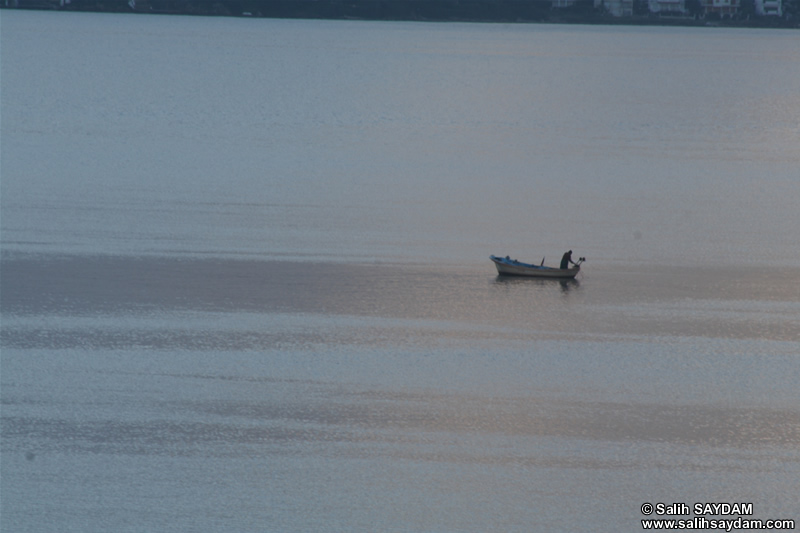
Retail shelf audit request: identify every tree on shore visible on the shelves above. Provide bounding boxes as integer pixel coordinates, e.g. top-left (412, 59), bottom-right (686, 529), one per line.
top-left (685, 0), bottom-right (702, 15)
top-left (633, 0), bottom-right (649, 15)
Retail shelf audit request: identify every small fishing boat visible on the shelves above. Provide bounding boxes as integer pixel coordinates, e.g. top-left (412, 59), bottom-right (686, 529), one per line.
top-left (490, 255), bottom-right (585, 279)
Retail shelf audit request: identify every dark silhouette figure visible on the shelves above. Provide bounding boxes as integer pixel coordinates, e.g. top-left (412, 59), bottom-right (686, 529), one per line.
top-left (560, 250), bottom-right (576, 270)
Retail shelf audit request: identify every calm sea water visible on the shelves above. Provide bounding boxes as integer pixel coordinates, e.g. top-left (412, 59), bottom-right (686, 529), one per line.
top-left (2, 10), bottom-right (800, 532)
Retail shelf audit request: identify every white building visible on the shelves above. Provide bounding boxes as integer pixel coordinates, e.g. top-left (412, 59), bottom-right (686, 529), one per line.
top-left (648, 0), bottom-right (685, 12)
top-left (755, 0), bottom-right (782, 14)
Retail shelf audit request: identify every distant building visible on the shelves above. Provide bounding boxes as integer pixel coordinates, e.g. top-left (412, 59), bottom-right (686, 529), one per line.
top-left (3, 0), bottom-right (68, 6)
top-left (596, 0), bottom-right (634, 15)
top-left (649, 0), bottom-right (685, 13)
top-left (755, 0), bottom-right (782, 14)
top-left (702, 0), bottom-right (740, 15)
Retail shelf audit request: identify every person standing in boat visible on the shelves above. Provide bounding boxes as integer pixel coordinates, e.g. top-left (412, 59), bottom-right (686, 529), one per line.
top-left (560, 250), bottom-right (576, 270)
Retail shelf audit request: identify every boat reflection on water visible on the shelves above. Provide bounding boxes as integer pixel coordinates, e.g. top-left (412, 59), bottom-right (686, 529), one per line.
top-left (492, 273), bottom-right (581, 293)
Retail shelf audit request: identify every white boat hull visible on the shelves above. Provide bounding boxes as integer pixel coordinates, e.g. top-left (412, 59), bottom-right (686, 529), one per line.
top-left (490, 255), bottom-right (580, 279)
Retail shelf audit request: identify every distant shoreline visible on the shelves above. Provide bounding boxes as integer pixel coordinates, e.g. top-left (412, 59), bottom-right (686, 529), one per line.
top-left (2, 2), bottom-right (798, 28)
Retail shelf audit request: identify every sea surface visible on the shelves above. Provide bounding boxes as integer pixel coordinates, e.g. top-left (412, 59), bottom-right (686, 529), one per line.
top-left (1, 10), bottom-right (800, 532)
